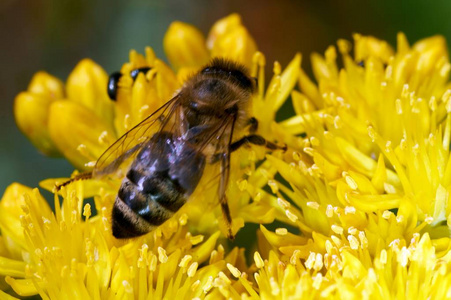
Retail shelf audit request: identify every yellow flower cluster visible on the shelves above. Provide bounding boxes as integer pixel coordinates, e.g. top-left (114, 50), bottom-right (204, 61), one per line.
top-left (2, 13), bottom-right (451, 299)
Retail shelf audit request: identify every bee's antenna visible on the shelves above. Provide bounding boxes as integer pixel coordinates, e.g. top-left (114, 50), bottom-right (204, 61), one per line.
top-left (55, 172), bottom-right (93, 191)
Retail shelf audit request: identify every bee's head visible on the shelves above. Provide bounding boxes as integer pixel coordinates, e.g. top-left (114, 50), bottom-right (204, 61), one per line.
top-left (200, 58), bottom-right (256, 93)
top-left (180, 58), bottom-right (255, 128)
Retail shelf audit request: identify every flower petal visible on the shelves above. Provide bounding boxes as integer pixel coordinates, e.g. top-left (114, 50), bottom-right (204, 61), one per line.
top-left (14, 92), bottom-right (61, 156)
top-left (0, 183), bottom-right (34, 254)
top-left (211, 25), bottom-right (257, 69)
top-left (14, 71), bottom-right (65, 156)
top-left (66, 59), bottom-right (114, 126)
top-left (48, 101), bottom-right (116, 170)
top-left (164, 21), bottom-right (210, 70)
top-left (206, 13), bottom-right (242, 50)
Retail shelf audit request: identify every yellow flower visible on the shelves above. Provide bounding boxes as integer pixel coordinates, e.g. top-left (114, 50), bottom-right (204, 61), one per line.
top-left (250, 232), bottom-right (451, 299)
top-left (5, 14), bottom-right (288, 298)
top-left (0, 181), bottom-right (252, 299)
top-left (165, 13), bottom-right (257, 75)
top-left (14, 54), bottom-right (179, 170)
top-left (5, 13), bottom-right (451, 299)
top-left (248, 32), bottom-right (451, 299)
top-left (14, 72), bottom-right (64, 156)
top-left (163, 21), bottom-right (210, 71)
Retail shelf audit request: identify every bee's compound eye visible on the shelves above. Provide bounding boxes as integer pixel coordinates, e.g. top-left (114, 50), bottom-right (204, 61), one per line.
top-left (107, 72), bottom-right (122, 101)
top-left (130, 67), bottom-right (152, 81)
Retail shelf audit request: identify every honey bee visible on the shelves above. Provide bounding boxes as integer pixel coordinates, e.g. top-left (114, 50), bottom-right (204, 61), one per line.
top-left (57, 58), bottom-right (284, 239)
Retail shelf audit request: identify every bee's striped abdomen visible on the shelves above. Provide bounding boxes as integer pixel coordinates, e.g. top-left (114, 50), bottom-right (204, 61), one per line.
top-left (112, 132), bottom-right (205, 238)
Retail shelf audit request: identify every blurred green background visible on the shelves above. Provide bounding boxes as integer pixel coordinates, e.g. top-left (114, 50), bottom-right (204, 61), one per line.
top-left (1, 0), bottom-right (451, 193)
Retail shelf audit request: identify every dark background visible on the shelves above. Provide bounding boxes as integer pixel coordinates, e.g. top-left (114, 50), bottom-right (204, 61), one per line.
top-left (1, 0), bottom-right (451, 193)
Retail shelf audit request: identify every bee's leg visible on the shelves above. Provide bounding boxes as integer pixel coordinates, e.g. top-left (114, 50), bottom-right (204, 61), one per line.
top-left (209, 134), bottom-right (286, 164)
top-left (55, 172), bottom-right (93, 191)
top-left (248, 117), bottom-right (258, 133)
top-left (230, 134), bottom-right (287, 152)
top-left (219, 152), bottom-right (234, 240)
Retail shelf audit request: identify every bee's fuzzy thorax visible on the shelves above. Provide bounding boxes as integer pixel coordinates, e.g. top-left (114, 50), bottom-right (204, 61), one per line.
top-left (200, 58), bottom-right (256, 92)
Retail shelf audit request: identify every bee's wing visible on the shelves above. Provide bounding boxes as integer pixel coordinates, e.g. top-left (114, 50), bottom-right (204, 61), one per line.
top-left (93, 95), bottom-right (182, 178)
top-left (217, 115), bottom-right (237, 239)
top-left (190, 113), bottom-right (237, 239)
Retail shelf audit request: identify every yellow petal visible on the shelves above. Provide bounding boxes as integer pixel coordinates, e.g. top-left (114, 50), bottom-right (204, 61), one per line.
top-left (313, 152), bottom-right (341, 180)
top-left (0, 183), bottom-right (33, 253)
top-left (298, 68), bottom-right (323, 108)
top-left (211, 25), bottom-right (257, 69)
top-left (260, 225), bottom-right (308, 249)
top-left (0, 288), bottom-right (21, 300)
top-left (27, 71), bottom-right (64, 97)
top-left (154, 59), bottom-right (180, 105)
top-left (66, 59), bottom-right (114, 126)
top-left (266, 53), bottom-right (302, 112)
top-left (412, 35), bottom-right (447, 56)
top-left (14, 92), bottom-right (61, 156)
top-left (125, 49), bottom-right (149, 70)
top-left (353, 33), bottom-right (394, 63)
top-left (396, 32), bottom-right (410, 56)
top-left (164, 21), bottom-right (210, 70)
top-left (129, 72), bottom-right (160, 127)
top-left (190, 231), bottom-right (221, 264)
top-left (345, 193), bottom-right (401, 212)
top-left (14, 72), bottom-right (65, 156)
top-left (291, 90), bottom-right (317, 115)
top-left (240, 203), bottom-right (276, 224)
top-left (206, 13), bottom-right (242, 50)
top-left (335, 137), bottom-right (400, 186)
top-left (176, 66), bottom-right (199, 84)
top-left (48, 101), bottom-right (117, 170)
top-left (0, 257), bottom-right (26, 277)
top-left (397, 199), bottom-right (417, 234)
top-left (341, 250), bottom-right (367, 280)
top-left (311, 52), bottom-right (337, 82)
top-left (0, 184), bottom-right (54, 269)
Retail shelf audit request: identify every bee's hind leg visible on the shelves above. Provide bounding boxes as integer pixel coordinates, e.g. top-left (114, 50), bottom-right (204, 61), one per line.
top-left (230, 134), bottom-right (287, 152)
top-left (209, 134), bottom-right (286, 164)
top-left (55, 172), bottom-right (93, 191)
top-left (219, 152), bottom-right (235, 240)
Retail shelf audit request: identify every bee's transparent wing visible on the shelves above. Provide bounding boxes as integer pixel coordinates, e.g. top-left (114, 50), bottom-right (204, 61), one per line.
top-left (93, 96), bottom-right (181, 178)
top-left (189, 113), bottom-right (237, 239)
top-left (217, 115), bottom-right (237, 239)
